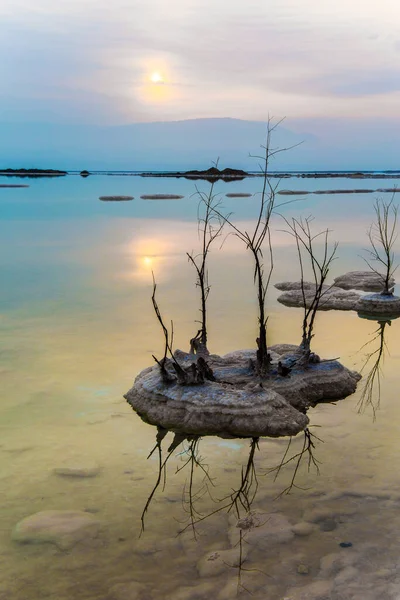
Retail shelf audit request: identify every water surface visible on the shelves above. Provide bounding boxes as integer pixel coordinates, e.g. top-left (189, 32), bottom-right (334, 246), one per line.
top-left (1, 175), bottom-right (400, 599)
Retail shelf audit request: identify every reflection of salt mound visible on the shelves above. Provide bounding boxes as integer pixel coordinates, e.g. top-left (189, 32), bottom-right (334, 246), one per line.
top-left (357, 293), bottom-right (400, 317)
top-left (125, 345), bottom-right (360, 439)
top-left (276, 282), bottom-right (360, 311)
top-left (334, 271), bottom-right (395, 292)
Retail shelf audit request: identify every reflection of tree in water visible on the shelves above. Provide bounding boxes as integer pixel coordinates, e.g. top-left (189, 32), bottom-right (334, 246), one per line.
top-left (356, 316), bottom-right (397, 417)
top-left (141, 427), bottom-right (322, 533)
top-left (140, 426), bottom-right (322, 592)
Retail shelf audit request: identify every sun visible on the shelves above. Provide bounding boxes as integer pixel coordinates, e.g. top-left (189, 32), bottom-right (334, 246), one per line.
top-left (150, 72), bottom-right (164, 84)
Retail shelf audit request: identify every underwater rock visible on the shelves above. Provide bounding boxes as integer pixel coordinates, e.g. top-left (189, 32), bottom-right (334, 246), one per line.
top-left (228, 510), bottom-right (294, 549)
top-left (173, 582), bottom-right (219, 600)
top-left (125, 346), bottom-right (360, 438)
top-left (292, 522), bottom-right (315, 536)
top-left (197, 547), bottom-right (247, 577)
top-left (319, 550), bottom-right (359, 577)
top-left (108, 581), bottom-right (150, 600)
top-left (333, 271), bottom-right (395, 292)
top-left (285, 579), bottom-right (333, 600)
top-left (297, 564), bottom-right (310, 575)
top-left (53, 461), bottom-right (101, 478)
top-left (276, 284), bottom-right (361, 311)
top-left (356, 293), bottom-right (400, 317)
top-left (12, 510), bottom-right (100, 550)
top-left (319, 518), bottom-right (337, 531)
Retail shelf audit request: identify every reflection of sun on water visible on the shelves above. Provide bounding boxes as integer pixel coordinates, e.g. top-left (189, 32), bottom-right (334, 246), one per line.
top-left (119, 236), bottom-right (181, 283)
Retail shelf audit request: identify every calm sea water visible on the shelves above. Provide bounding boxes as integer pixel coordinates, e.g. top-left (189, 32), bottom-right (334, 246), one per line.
top-left (1, 174), bottom-right (400, 599)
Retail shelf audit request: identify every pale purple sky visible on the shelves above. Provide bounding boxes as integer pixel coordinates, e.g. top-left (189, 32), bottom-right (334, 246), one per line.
top-left (1, 0), bottom-right (400, 125)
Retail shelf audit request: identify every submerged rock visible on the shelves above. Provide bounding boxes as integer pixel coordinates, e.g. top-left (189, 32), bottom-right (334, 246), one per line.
top-left (197, 547), bottom-right (246, 577)
top-left (53, 461), bottom-right (101, 478)
top-left (292, 522), bottom-right (315, 536)
top-left (108, 581), bottom-right (150, 600)
top-left (333, 271), bottom-right (395, 292)
top-left (229, 510), bottom-right (294, 549)
top-left (12, 510), bottom-right (100, 550)
top-left (285, 579), bottom-right (333, 600)
top-left (125, 345), bottom-right (360, 438)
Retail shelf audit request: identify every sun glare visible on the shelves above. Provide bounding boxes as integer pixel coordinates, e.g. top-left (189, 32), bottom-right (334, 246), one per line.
top-left (150, 72), bottom-right (164, 84)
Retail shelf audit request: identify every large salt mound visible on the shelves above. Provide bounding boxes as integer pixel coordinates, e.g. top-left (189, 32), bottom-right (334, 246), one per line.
top-left (125, 345), bottom-right (360, 439)
top-left (275, 282), bottom-right (360, 311)
top-left (333, 271), bottom-right (395, 292)
top-left (275, 279), bottom-right (400, 317)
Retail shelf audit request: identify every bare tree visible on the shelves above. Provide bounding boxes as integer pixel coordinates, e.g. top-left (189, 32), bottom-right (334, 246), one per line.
top-left (364, 195), bottom-right (398, 295)
top-left (187, 178), bottom-right (225, 355)
top-left (281, 215), bottom-right (338, 357)
top-left (211, 118), bottom-right (300, 376)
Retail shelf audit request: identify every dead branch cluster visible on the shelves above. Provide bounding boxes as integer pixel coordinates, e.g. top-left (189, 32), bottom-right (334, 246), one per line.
top-left (364, 196), bottom-right (398, 295)
top-left (280, 215), bottom-right (338, 355)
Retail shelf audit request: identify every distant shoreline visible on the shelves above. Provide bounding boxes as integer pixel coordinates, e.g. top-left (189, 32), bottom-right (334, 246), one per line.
top-left (1, 168), bottom-right (400, 180)
top-left (0, 168), bottom-right (67, 178)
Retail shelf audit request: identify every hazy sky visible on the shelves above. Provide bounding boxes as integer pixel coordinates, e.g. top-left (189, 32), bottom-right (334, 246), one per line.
top-left (1, 0), bottom-right (400, 125)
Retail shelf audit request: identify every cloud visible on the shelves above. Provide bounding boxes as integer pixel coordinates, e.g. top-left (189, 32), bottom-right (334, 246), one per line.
top-left (1, 0), bottom-right (400, 123)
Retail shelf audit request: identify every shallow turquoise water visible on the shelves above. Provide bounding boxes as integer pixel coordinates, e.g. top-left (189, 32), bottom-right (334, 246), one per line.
top-left (1, 175), bottom-right (400, 599)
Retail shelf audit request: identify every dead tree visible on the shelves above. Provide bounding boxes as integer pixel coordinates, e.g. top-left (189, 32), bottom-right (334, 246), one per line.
top-left (151, 273), bottom-right (184, 382)
top-left (281, 216), bottom-right (338, 357)
top-left (211, 118), bottom-right (300, 376)
top-left (364, 195), bottom-right (398, 295)
top-left (187, 178), bottom-right (225, 355)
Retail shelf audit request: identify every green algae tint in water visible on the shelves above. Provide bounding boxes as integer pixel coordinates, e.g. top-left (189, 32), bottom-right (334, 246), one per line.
top-left (1, 175), bottom-right (400, 599)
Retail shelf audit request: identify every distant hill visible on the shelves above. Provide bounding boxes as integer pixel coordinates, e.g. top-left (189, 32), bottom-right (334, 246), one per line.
top-left (0, 117), bottom-right (398, 171)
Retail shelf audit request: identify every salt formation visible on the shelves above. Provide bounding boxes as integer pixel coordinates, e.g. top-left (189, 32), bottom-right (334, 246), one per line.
top-left (276, 268), bottom-right (400, 317)
top-left (333, 270), bottom-right (395, 292)
top-left (125, 345), bottom-right (360, 439)
top-left (275, 282), bottom-right (360, 311)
